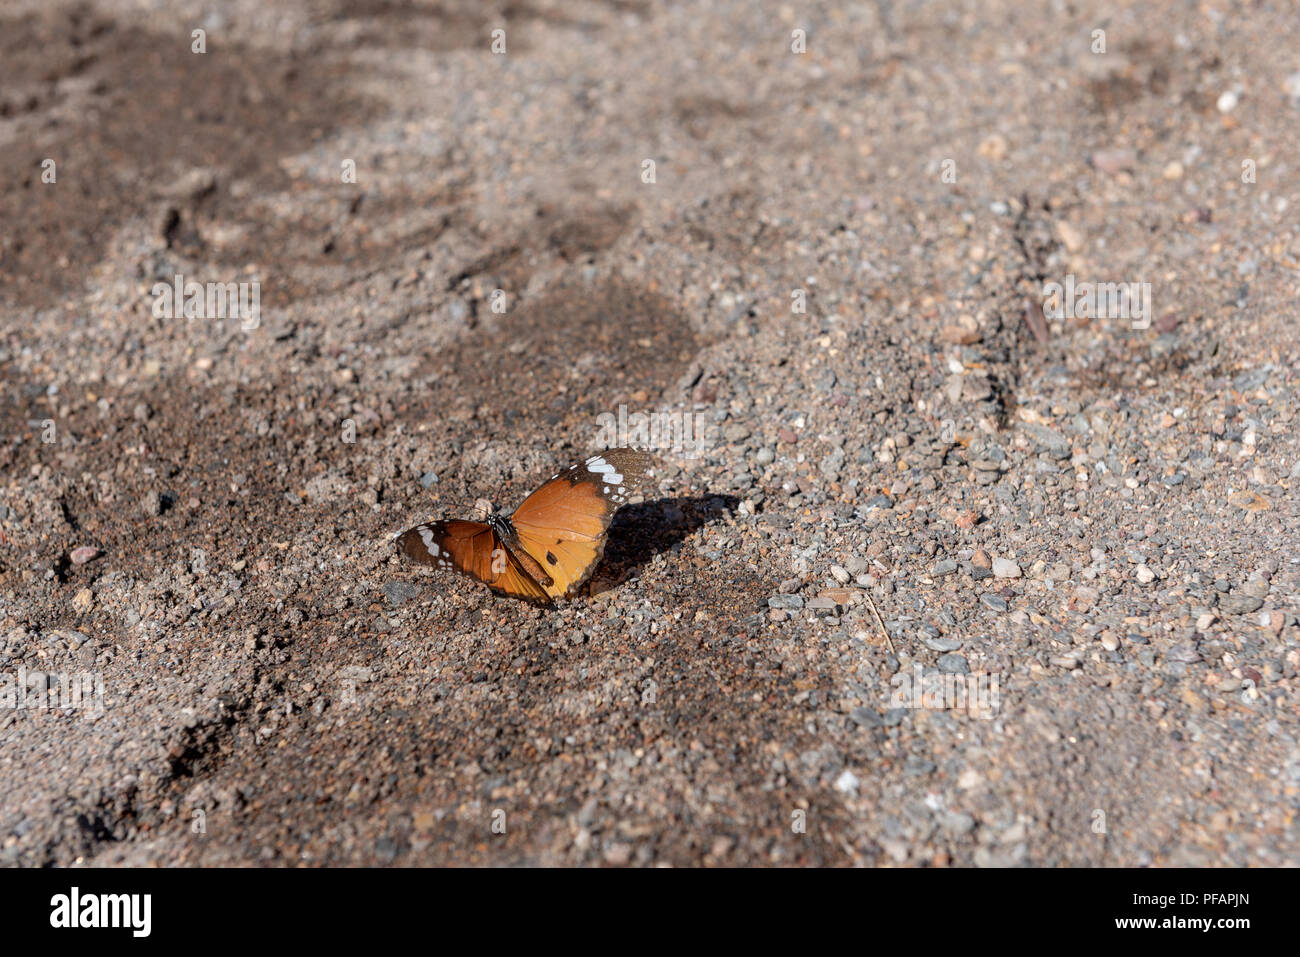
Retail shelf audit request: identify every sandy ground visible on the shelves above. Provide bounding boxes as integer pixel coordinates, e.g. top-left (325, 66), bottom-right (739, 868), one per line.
top-left (1, 0), bottom-right (1298, 866)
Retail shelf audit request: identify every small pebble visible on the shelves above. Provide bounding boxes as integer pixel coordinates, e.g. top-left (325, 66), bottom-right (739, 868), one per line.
top-left (992, 557), bottom-right (1021, 579)
top-left (937, 653), bottom-right (969, 675)
top-left (849, 707), bottom-right (883, 729)
top-left (923, 635), bottom-right (963, 652)
top-left (383, 581), bottom-right (421, 606)
top-left (1090, 148), bottom-right (1136, 175)
top-left (834, 769), bottom-right (860, 794)
top-left (1220, 594), bottom-right (1263, 615)
top-left (980, 593), bottom-right (1008, 612)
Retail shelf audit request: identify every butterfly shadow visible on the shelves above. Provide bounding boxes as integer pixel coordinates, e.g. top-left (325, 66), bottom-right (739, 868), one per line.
top-left (593, 493), bottom-right (740, 589)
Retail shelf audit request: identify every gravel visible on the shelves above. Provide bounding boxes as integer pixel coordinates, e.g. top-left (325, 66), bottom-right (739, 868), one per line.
top-left (0, 0), bottom-right (1295, 869)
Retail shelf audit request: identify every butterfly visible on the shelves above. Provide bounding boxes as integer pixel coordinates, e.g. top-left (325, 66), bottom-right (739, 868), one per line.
top-left (395, 448), bottom-right (654, 603)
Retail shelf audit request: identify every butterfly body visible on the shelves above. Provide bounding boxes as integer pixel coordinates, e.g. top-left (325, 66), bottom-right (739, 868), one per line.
top-left (397, 449), bottom-right (653, 603)
top-left (484, 511), bottom-right (553, 587)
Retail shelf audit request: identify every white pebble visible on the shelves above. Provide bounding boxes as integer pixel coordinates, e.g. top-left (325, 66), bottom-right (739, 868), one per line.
top-left (992, 557), bottom-right (1022, 579)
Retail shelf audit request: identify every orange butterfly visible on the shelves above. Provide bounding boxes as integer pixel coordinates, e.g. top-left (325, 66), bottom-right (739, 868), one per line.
top-left (396, 448), bottom-right (654, 603)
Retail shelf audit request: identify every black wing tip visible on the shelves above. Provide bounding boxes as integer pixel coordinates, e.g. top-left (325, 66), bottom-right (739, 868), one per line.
top-left (590, 447), bottom-right (656, 487)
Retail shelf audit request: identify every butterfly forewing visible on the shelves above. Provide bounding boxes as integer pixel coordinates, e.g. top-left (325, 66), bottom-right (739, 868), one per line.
top-left (510, 448), bottom-right (653, 599)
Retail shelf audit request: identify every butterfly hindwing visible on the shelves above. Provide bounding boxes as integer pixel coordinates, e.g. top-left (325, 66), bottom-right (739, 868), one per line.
top-left (397, 520), bottom-right (497, 581)
top-left (510, 448), bottom-right (653, 599)
top-left (491, 544), bottom-right (554, 603)
top-left (398, 519), bottom-right (554, 602)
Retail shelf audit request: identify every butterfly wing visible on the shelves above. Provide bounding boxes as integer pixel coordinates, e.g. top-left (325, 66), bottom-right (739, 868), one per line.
top-left (509, 448), bottom-right (654, 599)
top-left (396, 519), bottom-right (551, 602)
